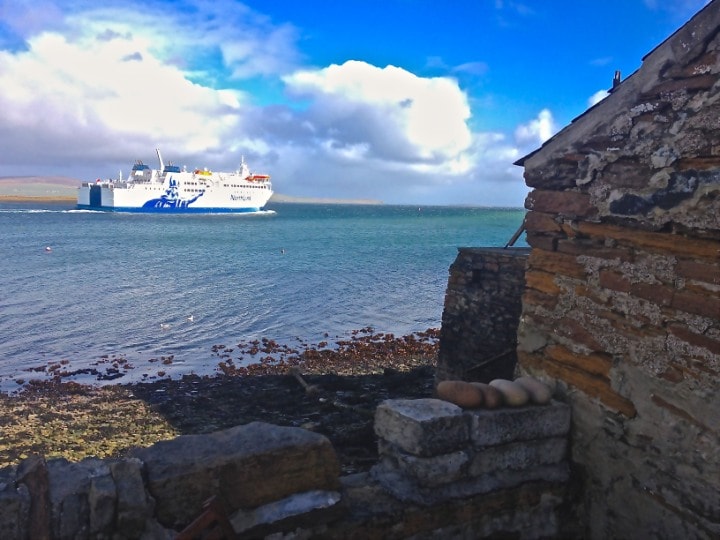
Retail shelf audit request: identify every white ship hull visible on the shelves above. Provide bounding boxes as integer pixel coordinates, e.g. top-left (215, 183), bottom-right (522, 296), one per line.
top-left (77, 151), bottom-right (273, 213)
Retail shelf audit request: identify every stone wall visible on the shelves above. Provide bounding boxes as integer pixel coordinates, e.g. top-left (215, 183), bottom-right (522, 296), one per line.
top-left (516, 2), bottom-right (720, 538)
top-left (437, 247), bottom-right (530, 383)
top-left (0, 404), bottom-right (574, 539)
top-left (0, 422), bottom-right (342, 539)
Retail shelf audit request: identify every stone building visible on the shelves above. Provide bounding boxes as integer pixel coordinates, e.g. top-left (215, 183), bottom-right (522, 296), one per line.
top-left (514, 1), bottom-right (720, 537)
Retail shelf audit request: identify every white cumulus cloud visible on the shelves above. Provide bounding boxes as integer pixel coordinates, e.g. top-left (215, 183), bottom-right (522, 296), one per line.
top-left (588, 89), bottom-right (609, 107)
top-left (514, 108), bottom-right (557, 147)
top-left (283, 61), bottom-right (473, 164)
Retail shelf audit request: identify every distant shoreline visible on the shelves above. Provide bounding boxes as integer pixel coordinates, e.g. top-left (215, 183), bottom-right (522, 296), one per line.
top-left (0, 195), bottom-right (77, 203)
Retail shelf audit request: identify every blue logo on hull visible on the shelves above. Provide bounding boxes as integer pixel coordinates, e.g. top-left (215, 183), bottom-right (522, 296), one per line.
top-left (142, 178), bottom-right (204, 209)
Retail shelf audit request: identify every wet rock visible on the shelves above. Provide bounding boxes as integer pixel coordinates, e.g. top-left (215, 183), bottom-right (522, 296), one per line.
top-left (129, 422), bottom-right (340, 529)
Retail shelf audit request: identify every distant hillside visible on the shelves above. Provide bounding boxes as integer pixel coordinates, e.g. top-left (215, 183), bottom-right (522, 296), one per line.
top-left (270, 193), bottom-right (382, 205)
top-left (0, 176), bottom-right (382, 205)
top-left (0, 176), bottom-right (78, 198)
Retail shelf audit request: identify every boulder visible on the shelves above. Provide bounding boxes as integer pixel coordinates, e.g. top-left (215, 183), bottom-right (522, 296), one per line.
top-left (129, 422), bottom-right (340, 529)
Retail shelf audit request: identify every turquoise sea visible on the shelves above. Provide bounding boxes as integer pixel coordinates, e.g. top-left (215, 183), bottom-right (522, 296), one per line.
top-left (0, 201), bottom-right (526, 392)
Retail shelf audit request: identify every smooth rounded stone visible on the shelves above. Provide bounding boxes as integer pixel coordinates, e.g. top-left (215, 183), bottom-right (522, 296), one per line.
top-left (469, 382), bottom-right (503, 409)
top-left (436, 380), bottom-right (484, 409)
top-left (489, 379), bottom-right (529, 407)
top-left (514, 376), bottom-right (553, 405)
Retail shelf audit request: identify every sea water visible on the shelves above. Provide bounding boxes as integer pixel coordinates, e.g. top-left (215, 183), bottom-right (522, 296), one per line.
top-left (0, 201), bottom-right (526, 391)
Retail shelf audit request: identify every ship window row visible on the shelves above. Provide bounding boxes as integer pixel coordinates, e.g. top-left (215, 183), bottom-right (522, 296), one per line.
top-left (181, 187), bottom-right (264, 192)
top-left (127, 185), bottom-right (266, 191)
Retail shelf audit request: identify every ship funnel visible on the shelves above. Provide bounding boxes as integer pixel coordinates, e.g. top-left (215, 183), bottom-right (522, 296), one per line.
top-left (156, 148), bottom-right (165, 171)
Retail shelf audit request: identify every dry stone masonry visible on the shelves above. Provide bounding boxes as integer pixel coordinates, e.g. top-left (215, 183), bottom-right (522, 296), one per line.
top-left (0, 404), bottom-right (575, 539)
top-left (0, 423), bottom-right (343, 539)
top-left (371, 398), bottom-right (570, 510)
top-left (515, 2), bottom-right (720, 538)
top-left (438, 247), bottom-right (530, 383)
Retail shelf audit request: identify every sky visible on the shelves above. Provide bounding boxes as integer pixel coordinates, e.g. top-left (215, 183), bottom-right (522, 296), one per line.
top-left (0, 0), bottom-right (710, 206)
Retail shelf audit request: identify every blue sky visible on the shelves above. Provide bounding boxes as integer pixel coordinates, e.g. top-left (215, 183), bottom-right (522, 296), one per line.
top-left (0, 0), bottom-right (709, 205)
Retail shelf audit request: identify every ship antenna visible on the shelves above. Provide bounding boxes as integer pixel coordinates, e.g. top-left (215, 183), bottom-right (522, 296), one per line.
top-left (156, 148), bottom-right (165, 171)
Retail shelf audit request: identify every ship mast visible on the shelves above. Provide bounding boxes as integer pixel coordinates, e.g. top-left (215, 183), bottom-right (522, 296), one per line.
top-left (156, 148), bottom-right (165, 171)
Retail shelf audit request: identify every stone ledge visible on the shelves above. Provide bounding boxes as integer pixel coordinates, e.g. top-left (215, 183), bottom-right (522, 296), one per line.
top-left (374, 398), bottom-right (469, 457)
top-left (375, 399), bottom-right (572, 455)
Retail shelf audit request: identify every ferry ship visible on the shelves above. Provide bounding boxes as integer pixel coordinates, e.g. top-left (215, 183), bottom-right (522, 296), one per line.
top-left (77, 150), bottom-right (273, 213)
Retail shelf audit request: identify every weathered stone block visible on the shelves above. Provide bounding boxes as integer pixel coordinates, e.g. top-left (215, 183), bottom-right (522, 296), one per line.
top-left (374, 399), bottom-right (469, 457)
top-left (601, 157), bottom-right (654, 188)
top-left (16, 455), bottom-right (51, 540)
top-left (525, 269), bottom-right (561, 295)
top-left (526, 190), bottom-right (598, 218)
top-left (676, 260), bottom-right (720, 285)
top-left (522, 288), bottom-right (559, 311)
top-left (526, 232), bottom-right (559, 251)
top-left (377, 440), bottom-right (470, 487)
top-left (0, 467), bottom-right (30, 540)
top-left (466, 401), bottom-right (571, 447)
top-left (528, 248), bottom-right (587, 279)
top-left (46, 458), bottom-right (98, 540)
top-left (87, 462), bottom-right (116, 536)
top-left (671, 289), bottom-right (720, 319)
top-left (645, 74), bottom-right (717, 98)
top-left (469, 438), bottom-right (567, 477)
top-left (667, 324), bottom-right (720, 355)
top-left (599, 269), bottom-right (632, 293)
top-left (129, 422), bottom-right (340, 529)
top-left (577, 222), bottom-right (719, 259)
top-left (551, 317), bottom-right (604, 352)
top-left (110, 458), bottom-right (153, 537)
top-left (229, 490), bottom-right (343, 536)
top-left (545, 344), bottom-right (612, 378)
top-left (519, 351), bottom-right (637, 417)
top-left (371, 460), bottom-right (570, 506)
top-left (556, 239), bottom-right (634, 261)
top-left (523, 161), bottom-right (580, 189)
top-left (525, 210), bottom-right (562, 234)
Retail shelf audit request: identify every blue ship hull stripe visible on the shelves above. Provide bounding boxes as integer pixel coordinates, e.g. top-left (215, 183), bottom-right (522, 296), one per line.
top-left (76, 205), bottom-right (263, 214)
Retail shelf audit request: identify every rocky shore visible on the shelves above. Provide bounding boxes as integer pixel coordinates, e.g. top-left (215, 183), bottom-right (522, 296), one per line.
top-left (0, 329), bottom-right (439, 475)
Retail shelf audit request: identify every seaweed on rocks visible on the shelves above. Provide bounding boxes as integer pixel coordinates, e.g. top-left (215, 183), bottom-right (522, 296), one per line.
top-left (0, 329), bottom-right (438, 474)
